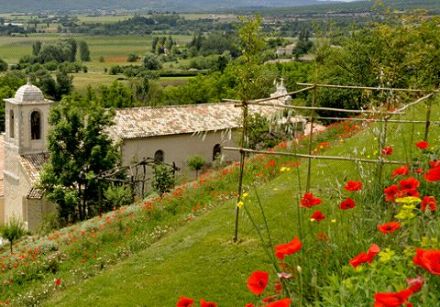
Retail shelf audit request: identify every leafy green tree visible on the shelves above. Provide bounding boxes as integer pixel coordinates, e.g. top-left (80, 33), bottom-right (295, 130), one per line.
top-left (0, 72), bottom-right (26, 131)
top-left (151, 164), bottom-right (175, 196)
top-left (151, 37), bottom-right (159, 53)
top-left (0, 58), bottom-right (7, 72)
top-left (38, 44), bottom-right (70, 63)
top-left (64, 38), bottom-right (77, 62)
top-left (234, 16), bottom-right (275, 101)
top-left (79, 41), bottom-right (91, 62)
top-left (293, 28), bottom-right (313, 60)
top-left (55, 70), bottom-right (73, 100)
top-left (39, 97), bottom-right (119, 223)
top-left (104, 185), bottom-right (133, 209)
top-left (127, 53), bottom-right (139, 62)
top-left (0, 217), bottom-right (26, 254)
top-left (187, 155), bottom-right (205, 178)
top-left (143, 53), bottom-right (162, 70)
top-left (32, 40), bottom-right (42, 56)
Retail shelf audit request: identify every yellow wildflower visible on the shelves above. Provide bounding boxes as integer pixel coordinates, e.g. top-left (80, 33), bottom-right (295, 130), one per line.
top-left (379, 248), bottom-right (395, 263)
top-left (395, 209), bottom-right (416, 220)
top-left (395, 196), bottom-right (421, 205)
top-left (237, 201), bottom-right (244, 208)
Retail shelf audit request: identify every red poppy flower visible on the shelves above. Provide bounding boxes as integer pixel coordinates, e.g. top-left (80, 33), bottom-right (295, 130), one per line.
top-left (382, 146), bottom-right (393, 156)
top-left (200, 299), bottom-right (217, 307)
top-left (349, 244), bottom-right (380, 267)
top-left (245, 304), bottom-right (255, 307)
top-left (262, 295), bottom-right (277, 303)
top-left (407, 276), bottom-right (424, 294)
top-left (413, 248), bottom-right (440, 275)
top-left (274, 281), bottom-right (283, 294)
top-left (54, 278), bottom-right (62, 287)
top-left (265, 160), bottom-right (276, 169)
top-left (416, 140), bottom-right (429, 150)
top-left (340, 198), bottom-right (356, 210)
top-left (424, 166), bottom-right (440, 182)
top-left (395, 188), bottom-right (420, 199)
top-left (415, 168), bottom-right (423, 174)
top-left (377, 222), bottom-right (401, 234)
top-left (429, 160), bottom-right (440, 168)
top-left (275, 237), bottom-right (302, 260)
top-left (300, 192), bottom-right (321, 208)
top-left (392, 166), bottom-right (409, 178)
top-left (311, 210), bottom-right (325, 222)
top-left (177, 296), bottom-right (194, 307)
top-left (399, 177), bottom-right (420, 190)
top-left (247, 271), bottom-right (269, 296)
top-left (265, 298), bottom-right (292, 307)
top-left (374, 289), bottom-right (413, 307)
top-left (384, 185), bottom-right (399, 202)
top-left (344, 180), bottom-right (363, 192)
top-left (420, 196), bottom-right (436, 211)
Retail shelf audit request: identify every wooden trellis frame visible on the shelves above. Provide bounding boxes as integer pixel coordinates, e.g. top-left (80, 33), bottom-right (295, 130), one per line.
top-left (225, 83), bottom-right (438, 242)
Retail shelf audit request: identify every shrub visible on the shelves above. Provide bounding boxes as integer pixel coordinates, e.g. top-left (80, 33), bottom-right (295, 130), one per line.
top-left (152, 164), bottom-right (175, 195)
top-left (0, 58), bottom-right (8, 72)
top-left (127, 53), bottom-right (140, 62)
top-left (143, 53), bottom-right (162, 70)
top-left (187, 155), bottom-right (206, 178)
top-left (0, 217), bottom-right (26, 254)
top-left (104, 185), bottom-right (133, 209)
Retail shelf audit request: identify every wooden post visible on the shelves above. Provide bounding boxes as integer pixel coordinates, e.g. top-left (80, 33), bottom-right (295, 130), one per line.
top-left (141, 159), bottom-right (147, 197)
top-left (305, 85), bottom-right (317, 192)
top-left (377, 116), bottom-right (389, 188)
top-left (233, 100), bottom-right (248, 243)
top-left (424, 98), bottom-right (433, 141)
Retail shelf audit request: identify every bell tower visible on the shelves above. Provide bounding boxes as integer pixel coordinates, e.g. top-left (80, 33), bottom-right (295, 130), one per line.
top-left (3, 81), bottom-right (53, 225)
top-left (4, 80), bottom-right (53, 156)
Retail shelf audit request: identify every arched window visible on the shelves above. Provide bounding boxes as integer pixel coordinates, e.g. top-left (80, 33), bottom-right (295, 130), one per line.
top-left (31, 111), bottom-right (41, 140)
top-left (213, 144), bottom-right (222, 161)
top-left (9, 110), bottom-right (14, 138)
top-left (154, 150), bottom-right (164, 163)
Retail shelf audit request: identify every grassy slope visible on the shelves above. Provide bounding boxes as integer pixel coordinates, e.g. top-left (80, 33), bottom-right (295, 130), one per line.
top-left (44, 101), bottom-right (440, 306)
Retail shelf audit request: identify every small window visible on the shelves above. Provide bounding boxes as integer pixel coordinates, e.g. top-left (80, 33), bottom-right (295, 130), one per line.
top-left (9, 110), bottom-right (14, 138)
top-left (31, 111), bottom-right (41, 140)
top-left (213, 144), bottom-right (222, 161)
top-left (154, 150), bottom-right (164, 163)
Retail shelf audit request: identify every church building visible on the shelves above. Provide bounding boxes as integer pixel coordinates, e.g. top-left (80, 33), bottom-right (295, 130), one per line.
top-left (0, 80), bottom-right (305, 232)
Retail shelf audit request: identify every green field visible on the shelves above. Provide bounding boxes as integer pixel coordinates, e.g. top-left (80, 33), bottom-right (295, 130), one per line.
top-left (0, 33), bottom-right (193, 91)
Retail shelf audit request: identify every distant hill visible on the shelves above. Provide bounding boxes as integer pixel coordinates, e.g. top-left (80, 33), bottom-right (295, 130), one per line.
top-left (255, 0), bottom-right (440, 14)
top-left (1, 0), bottom-right (438, 13)
top-left (0, 0), bottom-right (357, 13)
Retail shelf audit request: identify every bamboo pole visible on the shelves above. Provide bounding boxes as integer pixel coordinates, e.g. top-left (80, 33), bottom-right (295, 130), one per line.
top-left (424, 98), bottom-right (433, 141)
top-left (394, 93), bottom-right (434, 113)
top-left (223, 147), bottom-right (407, 165)
top-left (376, 116), bottom-right (389, 188)
top-left (297, 82), bottom-right (433, 93)
top-left (239, 101), bottom-right (404, 115)
top-left (233, 100), bottom-right (249, 243)
top-left (222, 86), bottom-right (314, 104)
top-left (313, 116), bottom-right (440, 124)
top-left (305, 85), bottom-right (317, 192)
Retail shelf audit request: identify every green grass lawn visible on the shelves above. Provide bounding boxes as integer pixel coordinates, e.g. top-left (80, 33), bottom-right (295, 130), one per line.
top-left (31, 100), bottom-right (440, 306)
top-left (0, 96), bottom-right (438, 306)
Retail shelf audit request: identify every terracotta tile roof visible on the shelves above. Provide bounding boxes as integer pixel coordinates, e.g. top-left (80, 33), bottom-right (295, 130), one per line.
top-left (19, 153), bottom-right (49, 200)
top-left (0, 135), bottom-right (4, 197)
top-left (109, 101), bottom-right (291, 140)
